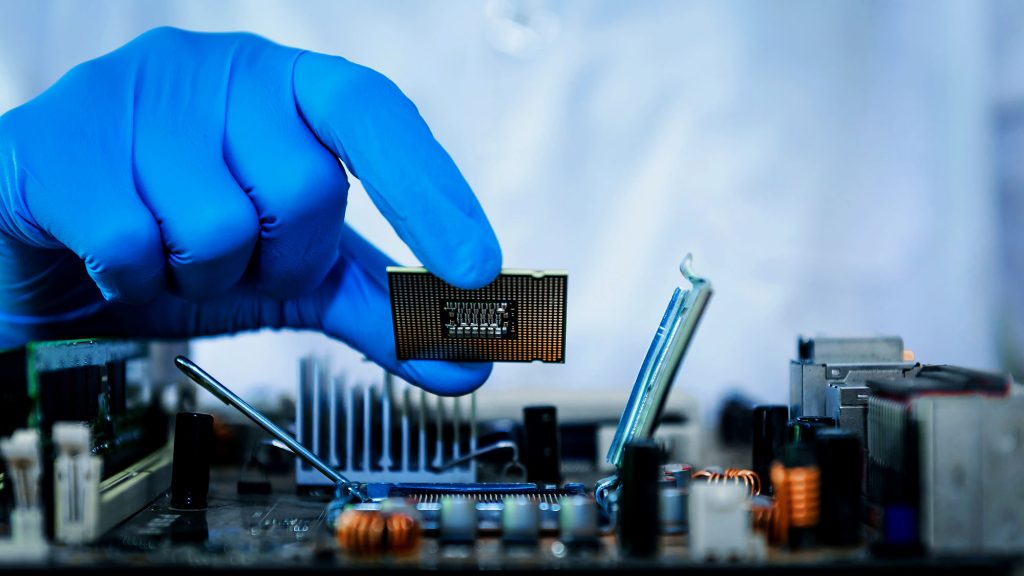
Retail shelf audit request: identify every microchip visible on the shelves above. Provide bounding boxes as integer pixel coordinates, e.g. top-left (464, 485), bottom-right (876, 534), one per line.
top-left (388, 267), bottom-right (567, 363)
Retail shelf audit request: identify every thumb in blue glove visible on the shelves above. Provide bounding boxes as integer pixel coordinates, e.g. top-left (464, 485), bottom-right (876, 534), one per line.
top-left (0, 27), bottom-right (502, 395)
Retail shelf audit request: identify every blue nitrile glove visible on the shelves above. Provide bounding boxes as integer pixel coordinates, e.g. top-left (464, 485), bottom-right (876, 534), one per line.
top-left (0, 27), bottom-right (501, 395)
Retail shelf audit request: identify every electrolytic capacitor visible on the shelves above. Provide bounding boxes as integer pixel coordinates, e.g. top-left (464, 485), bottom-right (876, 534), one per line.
top-left (751, 405), bottom-right (788, 495)
top-left (618, 440), bottom-right (661, 557)
top-left (659, 486), bottom-right (688, 534)
top-left (523, 405), bottom-right (562, 485)
top-left (170, 412), bottom-right (214, 510)
top-left (439, 497), bottom-right (477, 543)
top-left (501, 496), bottom-right (540, 544)
top-left (662, 463), bottom-right (693, 489)
top-left (814, 429), bottom-right (862, 546)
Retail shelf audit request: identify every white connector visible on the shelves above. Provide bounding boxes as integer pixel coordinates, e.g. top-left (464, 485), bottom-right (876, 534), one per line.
top-left (689, 481), bottom-right (765, 562)
top-left (53, 422), bottom-right (102, 544)
top-left (0, 429), bottom-right (48, 561)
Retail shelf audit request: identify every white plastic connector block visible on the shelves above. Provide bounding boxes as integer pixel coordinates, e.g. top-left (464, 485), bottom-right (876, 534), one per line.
top-left (53, 422), bottom-right (102, 544)
top-left (688, 481), bottom-right (765, 562)
top-left (0, 429), bottom-right (48, 561)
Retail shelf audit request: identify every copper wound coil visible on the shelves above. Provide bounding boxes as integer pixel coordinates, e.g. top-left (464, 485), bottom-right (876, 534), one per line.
top-left (692, 468), bottom-right (762, 497)
top-left (335, 509), bottom-right (420, 555)
top-left (768, 462), bottom-right (820, 545)
top-left (750, 497), bottom-right (775, 536)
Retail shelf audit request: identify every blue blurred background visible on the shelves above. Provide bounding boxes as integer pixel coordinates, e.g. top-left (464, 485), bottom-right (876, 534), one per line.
top-left (1, 0), bottom-right (1020, 415)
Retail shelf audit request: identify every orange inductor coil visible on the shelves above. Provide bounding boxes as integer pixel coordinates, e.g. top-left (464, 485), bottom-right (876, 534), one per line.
top-left (335, 509), bottom-right (420, 555)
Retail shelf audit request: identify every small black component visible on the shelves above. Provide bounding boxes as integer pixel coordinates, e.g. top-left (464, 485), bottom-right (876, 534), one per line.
top-left (618, 440), bottom-right (661, 558)
top-left (815, 429), bottom-right (863, 546)
top-left (752, 405), bottom-right (788, 495)
top-left (441, 299), bottom-right (518, 340)
top-left (718, 393), bottom-right (754, 447)
top-left (0, 347), bottom-right (29, 438)
top-left (38, 365), bottom-right (102, 424)
top-left (170, 412), bottom-right (214, 510)
top-left (523, 406), bottom-right (562, 485)
top-left (788, 416), bottom-right (835, 447)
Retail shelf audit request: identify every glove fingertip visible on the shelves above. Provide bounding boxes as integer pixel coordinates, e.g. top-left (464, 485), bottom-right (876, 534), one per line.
top-left (431, 232), bottom-right (503, 290)
top-left (86, 264), bottom-right (163, 305)
top-left (399, 360), bottom-right (493, 396)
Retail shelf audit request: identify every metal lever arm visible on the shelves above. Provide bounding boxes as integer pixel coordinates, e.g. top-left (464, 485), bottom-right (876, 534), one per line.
top-left (174, 355), bottom-right (368, 501)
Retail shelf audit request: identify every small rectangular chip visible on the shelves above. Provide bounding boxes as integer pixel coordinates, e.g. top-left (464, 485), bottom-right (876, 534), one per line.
top-left (388, 267), bottom-right (567, 362)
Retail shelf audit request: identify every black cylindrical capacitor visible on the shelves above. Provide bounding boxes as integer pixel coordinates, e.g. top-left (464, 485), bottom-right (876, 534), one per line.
top-left (718, 393), bottom-right (754, 447)
top-left (752, 405), bottom-right (788, 495)
top-left (618, 440), bottom-right (661, 557)
top-left (523, 405), bottom-right (561, 485)
top-left (815, 429), bottom-right (862, 546)
top-left (170, 412), bottom-right (214, 510)
top-left (788, 416), bottom-right (835, 447)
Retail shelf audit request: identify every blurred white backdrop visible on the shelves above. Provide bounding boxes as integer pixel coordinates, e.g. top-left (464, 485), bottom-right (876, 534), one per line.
top-left (0, 0), bottom-right (1007, 415)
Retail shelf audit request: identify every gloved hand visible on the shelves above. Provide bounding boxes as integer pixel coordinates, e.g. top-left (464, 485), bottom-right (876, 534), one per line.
top-left (0, 27), bottom-right (501, 395)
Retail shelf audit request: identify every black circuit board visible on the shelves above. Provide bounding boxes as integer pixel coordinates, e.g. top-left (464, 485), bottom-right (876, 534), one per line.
top-left (90, 490), bottom-right (331, 567)
top-left (388, 268), bottom-right (567, 363)
top-left (63, 483), bottom-right (1013, 572)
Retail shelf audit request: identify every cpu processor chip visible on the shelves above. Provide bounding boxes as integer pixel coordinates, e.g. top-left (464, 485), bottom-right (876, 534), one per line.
top-left (387, 267), bottom-right (567, 363)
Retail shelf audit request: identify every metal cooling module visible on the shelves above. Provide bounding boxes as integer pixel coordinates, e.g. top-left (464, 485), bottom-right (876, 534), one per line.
top-left (387, 267), bottom-right (567, 363)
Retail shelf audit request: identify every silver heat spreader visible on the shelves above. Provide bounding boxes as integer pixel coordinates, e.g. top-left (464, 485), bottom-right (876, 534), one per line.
top-left (295, 357), bottom-right (477, 489)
